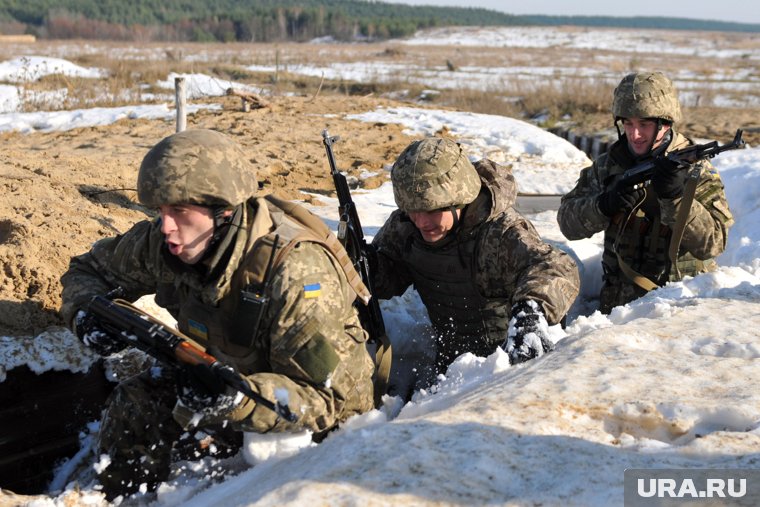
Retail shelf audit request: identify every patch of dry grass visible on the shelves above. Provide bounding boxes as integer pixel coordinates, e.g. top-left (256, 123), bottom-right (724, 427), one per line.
top-left (2, 30), bottom-right (759, 144)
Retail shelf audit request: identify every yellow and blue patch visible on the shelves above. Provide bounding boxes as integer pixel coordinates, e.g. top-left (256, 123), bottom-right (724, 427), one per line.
top-left (303, 282), bottom-right (322, 299)
top-left (187, 319), bottom-right (209, 340)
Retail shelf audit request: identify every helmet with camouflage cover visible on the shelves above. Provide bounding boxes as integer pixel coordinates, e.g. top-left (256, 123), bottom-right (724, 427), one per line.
top-left (391, 137), bottom-right (481, 212)
top-left (137, 129), bottom-right (258, 208)
top-left (612, 71), bottom-right (682, 124)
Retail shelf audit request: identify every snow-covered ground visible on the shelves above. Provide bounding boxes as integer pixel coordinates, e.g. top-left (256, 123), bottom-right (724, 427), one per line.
top-left (2, 26), bottom-right (760, 116)
top-left (2, 27), bottom-right (760, 507)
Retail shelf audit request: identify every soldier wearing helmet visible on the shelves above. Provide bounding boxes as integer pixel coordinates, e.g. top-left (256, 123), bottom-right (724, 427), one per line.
top-left (60, 129), bottom-right (375, 499)
top-left (558, 71), bottom-right (733, 313)
top-left (372, 137), bottom-right (579, 390)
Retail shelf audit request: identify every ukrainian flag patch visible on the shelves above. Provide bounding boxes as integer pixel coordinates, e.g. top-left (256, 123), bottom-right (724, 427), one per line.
top-left (187, 319), bottom-right (209, 340)
top-left (303, 283), bottom-right (321, 299)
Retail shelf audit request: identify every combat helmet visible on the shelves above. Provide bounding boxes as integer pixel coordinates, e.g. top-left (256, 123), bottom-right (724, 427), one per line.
top-left (612, 71), bottom-right (682, 124)
top-left (391, 137), bottom-right (481, 212)
top-left (137, 129), bottom-right (258, 209)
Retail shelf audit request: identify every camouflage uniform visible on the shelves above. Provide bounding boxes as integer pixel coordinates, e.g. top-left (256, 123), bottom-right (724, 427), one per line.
top-left (372, 138), bottom-right (580, 376)
top-left (557, 72), bottom-right (734, 313)
top-left (60, 130), bottom-right (374, 497)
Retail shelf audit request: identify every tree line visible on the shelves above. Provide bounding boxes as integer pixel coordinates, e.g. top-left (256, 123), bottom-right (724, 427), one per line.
top-left (0, 0), bottom-right (757, 42)
top-left (0, 0), bottom-right (523, 42)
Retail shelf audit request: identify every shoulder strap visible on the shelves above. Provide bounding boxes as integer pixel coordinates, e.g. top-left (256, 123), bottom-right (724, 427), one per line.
top-left (265, 195), bottom-right (370, 305)
top-left (667, 166), bottom-right (701, 280)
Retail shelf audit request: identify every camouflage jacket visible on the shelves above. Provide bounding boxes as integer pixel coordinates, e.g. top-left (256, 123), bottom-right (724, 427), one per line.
top-left (61, 197), bottom-right (375, 435)
top-left (372, 159), bottom-right (580, 328)
top-left (557, 131), bottom-right (734, 311)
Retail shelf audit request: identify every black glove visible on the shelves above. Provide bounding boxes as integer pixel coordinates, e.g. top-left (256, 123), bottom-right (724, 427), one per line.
top-left (502, 300), bottom-right (554, 365)
top-left (74, 310), bottom-right (126, 356)
top-left (597, 179), bottom-right (645, 217)
top-left (176, 363), bottom-right (243, 419)
top-left (651, 156), bottom-right (687, 199)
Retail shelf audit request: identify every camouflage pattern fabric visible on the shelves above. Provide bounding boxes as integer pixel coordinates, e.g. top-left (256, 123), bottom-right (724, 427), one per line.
top-left (373, 159), bottom-right (580, 375)
top-left (612, 71), bottom-right (682, 124)
top-left (391, 137), bottom-right (481, 212)
top-left (138, 129), bottom-right (259, 208)
top-left (61, 197), bottom-right (374, 495)
top-left (557, 131), bottom-right (733, 313)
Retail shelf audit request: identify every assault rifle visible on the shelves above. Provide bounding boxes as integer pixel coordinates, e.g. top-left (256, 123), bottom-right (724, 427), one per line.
top-left (86, 292), bottom-right (297, 422)
top-left (619, 129), bottom-right (745, 188)
top-left (321, 129), bottom-right (391, 402)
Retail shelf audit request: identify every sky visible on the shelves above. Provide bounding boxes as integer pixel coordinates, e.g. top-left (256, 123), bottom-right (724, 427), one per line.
top-left (2, 30), bottom-right (760, 507)
top-left (383, 0), bottom-right (760, 25)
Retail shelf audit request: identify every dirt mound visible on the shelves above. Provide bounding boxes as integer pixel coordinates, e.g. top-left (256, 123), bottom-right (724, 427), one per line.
top-left (0, 94), bottom-right (416, 335)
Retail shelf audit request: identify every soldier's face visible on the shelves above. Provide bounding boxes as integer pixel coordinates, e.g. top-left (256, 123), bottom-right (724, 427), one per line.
top-left (408, 208), bottom-right (460, 243)
top-left (623, 118), bottom-right (671, 156)
top-left (158, 204), bottom-right (215, 264)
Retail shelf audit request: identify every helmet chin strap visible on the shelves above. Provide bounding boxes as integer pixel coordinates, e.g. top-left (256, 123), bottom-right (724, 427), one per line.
top-left (645, 119), bottom-right (664, 154)
top-left (449, 206), bottom-right (460, 230)
top-left (199, 204), bottom-right (242, 264)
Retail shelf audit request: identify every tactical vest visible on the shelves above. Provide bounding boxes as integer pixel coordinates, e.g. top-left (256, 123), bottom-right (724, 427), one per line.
top-left (402, 227), bottom-right (510, 369)
top-left (167, 196), bottom-right (370, 375)
top-left (603, 183), bottom-right (715, 289)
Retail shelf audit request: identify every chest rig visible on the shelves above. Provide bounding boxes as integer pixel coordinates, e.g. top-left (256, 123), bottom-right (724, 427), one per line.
top-left (403, 227), bottom-right (510, 364)
top-left (169, 196), bottom-right (370, 374)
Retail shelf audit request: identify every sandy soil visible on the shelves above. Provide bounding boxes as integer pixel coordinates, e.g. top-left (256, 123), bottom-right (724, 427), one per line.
top-left (1, 91), bottom-right (756, 336)
top-left (0, 94), bottom-right (422, 335)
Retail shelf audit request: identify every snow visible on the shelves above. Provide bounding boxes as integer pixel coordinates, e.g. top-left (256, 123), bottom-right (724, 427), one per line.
top-left (0, 56), bottom-right (107, 83)
top-left (2, 28), bottom-right (760, 507)
top-left (155, 73), bottom-right (267, 100)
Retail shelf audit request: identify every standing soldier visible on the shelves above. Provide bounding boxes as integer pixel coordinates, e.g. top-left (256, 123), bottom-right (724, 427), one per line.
top-left (60, 129), bottom-right (375, 499)
top-left (557, 71), bottom-right (733, 313)
top-left (371, 137), bottom-right (579, 386)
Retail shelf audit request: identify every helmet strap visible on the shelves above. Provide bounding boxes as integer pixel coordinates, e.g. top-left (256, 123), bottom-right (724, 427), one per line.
top-left (449, 206), bottom-right (460, 231)
top-left (614, 117), bottom-right (623, 139)
top-left (199, 204), bottom-right (243, 265)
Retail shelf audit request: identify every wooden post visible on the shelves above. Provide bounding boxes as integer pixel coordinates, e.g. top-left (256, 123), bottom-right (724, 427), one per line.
top-left (175, 76), bottom-right (187, 132)
top-left (274, 48), bottom-right (280, 84)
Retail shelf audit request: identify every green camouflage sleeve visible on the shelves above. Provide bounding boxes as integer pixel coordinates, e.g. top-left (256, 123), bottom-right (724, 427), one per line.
top-left (370, 209), bottom-right (415, 300)
top-left (557, 159), bottom-right (610, 240)
top-left (235, 241), bottom-right (374, 434)
top-left (658, 160), bottom-right (734, 259)
top-left (478, 210), bottom-right (580, 325)
top-left (60, 220), bottom-right (166, 325)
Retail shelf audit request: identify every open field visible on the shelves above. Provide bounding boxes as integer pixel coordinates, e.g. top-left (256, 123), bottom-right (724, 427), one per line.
top-left (2, 25), bottom-right (760, 140)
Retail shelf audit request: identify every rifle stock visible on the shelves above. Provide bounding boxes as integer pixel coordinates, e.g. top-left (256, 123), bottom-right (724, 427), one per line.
top-left (619, 129), bottom-right (745, 188)
top-left (87, 294), bottom-right (297, 423)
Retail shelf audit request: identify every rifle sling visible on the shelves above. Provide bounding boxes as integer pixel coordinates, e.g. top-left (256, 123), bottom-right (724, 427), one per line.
top-left (372, 338), bottom-right (392, 408)
top-left (668, 168), bottom-right (700, 280)
top-left (614, 168), bottom-right (700, 292)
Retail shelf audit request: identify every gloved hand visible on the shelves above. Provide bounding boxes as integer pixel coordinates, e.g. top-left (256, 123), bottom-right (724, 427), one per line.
top-left (176, 363), bottom-right (243, 419)
top-left (74, 309), bottom-right (126, 356)
top-left (597, 179), bottom-right (645, 217)
top-left (502, 300), bottom-right (554, 365)
top-left (651, 156), bottom-right (687, 199)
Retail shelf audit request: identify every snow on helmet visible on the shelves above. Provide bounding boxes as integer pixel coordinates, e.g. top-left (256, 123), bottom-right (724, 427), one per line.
top-left (612, 71), bottom-right (682, 124)
top-left (391, 137), bottom-right (481, 212)
top-left (137, 129), bottom-right (258, 208)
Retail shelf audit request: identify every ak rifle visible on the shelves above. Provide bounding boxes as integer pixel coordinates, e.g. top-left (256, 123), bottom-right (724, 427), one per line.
top-left (321, 129), bottom-right (391, 401)
top-left (619, 129), bottom-right (745, 188)
top-left (86, 293), bottom-right (297, 422)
